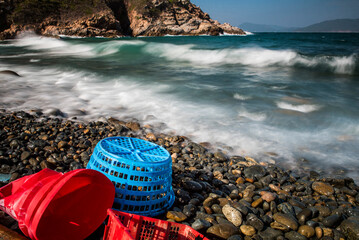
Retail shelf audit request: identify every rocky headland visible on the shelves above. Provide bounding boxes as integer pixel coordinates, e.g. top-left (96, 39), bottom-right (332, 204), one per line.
top-left (0, 0), bottom-right (245, 39)
top-left (1, 109), bottom-right (359, 240)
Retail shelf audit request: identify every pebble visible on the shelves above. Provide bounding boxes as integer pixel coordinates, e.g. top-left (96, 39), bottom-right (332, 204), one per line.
top-left (240, 225), bottom-right (256, 236)
top-left (258, 228), bottom-right (282, 240)
top-left (166, 211), bottom-right (187, 222)
top-left (191, 219), bottom-right (211, 231)
top-left (315, 226), bottom-right (323, 239)
top-left (251, 197), bottom-right (263, 208)
top-left (1, 110), bottom-right (359, 240)
top-left (222, 204), bottom-right (243, 227)
top-left (340, 217), bottom-right (359, 240)
top-left (312, 181), bottom-right (334, 196)
top-left (207, 223), bottom-right (239, 239)
top-left (243, 165), bottom-right (266, 180)
top-left (260, 191), bottom-right (276, 202)
top-left (273, 213), bottom-right (298, 231)
top-left (285, 231), bottom-right (307, 240)
top-left (323, 214), bottom-right (342, 228)
top-left (298, 225), bottom-right (315, 238)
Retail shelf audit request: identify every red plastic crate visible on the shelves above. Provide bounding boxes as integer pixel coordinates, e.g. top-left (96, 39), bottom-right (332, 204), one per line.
top-left (104, 209), bottom-right (210, 240)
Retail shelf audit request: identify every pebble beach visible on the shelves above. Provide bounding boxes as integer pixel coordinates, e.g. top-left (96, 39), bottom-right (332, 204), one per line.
top-left (1, 109), bottom-right (359, 240)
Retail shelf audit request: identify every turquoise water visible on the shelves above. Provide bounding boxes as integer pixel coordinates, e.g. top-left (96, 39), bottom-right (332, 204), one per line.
top-left (1, 32), bottom-right (359, 179)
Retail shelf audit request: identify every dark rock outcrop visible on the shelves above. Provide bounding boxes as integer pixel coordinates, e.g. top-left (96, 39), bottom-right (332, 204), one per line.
top-left (0, 0), bottom-right (245, 39)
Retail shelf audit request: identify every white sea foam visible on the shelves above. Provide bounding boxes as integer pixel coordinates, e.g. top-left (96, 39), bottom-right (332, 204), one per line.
top-left (238, 109), bottom-right (267, 121)
top-left (234, 93), bottom-right (251, 100)
top-left (144, 43), bottom-right (357, 74)
top-left (276, 101), bottom-right (321, 113)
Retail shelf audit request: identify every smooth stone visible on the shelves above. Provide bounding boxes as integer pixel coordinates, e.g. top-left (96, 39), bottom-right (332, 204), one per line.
top-left (191, 219), bottom-right (211, 231)
top-left (20, 151), bottom-right (30, 161)
top-left (315, 205), bottom-right (331, 217)
top-left (166, 211), bottom-right (187, 222)
top-left (315, 227), bottom-right (323, 239)
top-left (285, 231), bottom-right (307, 240)
top-left (260, 191), bottom-right (276, 202)
top-left (323, 228), bottom-right (333, 237)
top-left (57, 140), bottom-right (67, 149)
top-left (183, 180), bottom-right (203, 192)
top-left (183, 204), bottom-right (196, 217)
top-left (297, 208), bottom-right (312, 224)
top-left (243, 165), bottom-right (266, 180)
top-left (340, 217), bottom-right (359, 240)
top-left (240, 225), bottom-right (256, 236)
top-left (258, 228), bottom-right (282, 240)
top-left (288, 199), bottom-right (306, 209)
top-left (323, 214), bottom-right (342, 228)
top-left (214, 151), bottom-right (228, 162)
top-left (270, 221), bottom-right (290, 231)
top-left (246, 213), bottom-right (264, 232)
top-left (251, 198), bottom-right (263, 208)
top-left (278, 202), bottom-right (295, 215)
top-left (207, 223), bottom-right (239, 239)
top-left (222, 204), bottom-right (243, 227)
top-left (312, 181), bottom-right (334, 196)
top-left (228, 235), bottom-right (243, 240)
top-left (273, 213), bottom-right (298, 231)
top-left (212, 204), bottom-right (223, 214)
top-left (298, 225), bottom-right (315, 238)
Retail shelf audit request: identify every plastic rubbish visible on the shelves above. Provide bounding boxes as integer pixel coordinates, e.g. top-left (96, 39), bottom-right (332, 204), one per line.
top-left (0, 169), bottom-right (115, 240)
top-left (103, 209), bottom-right (209, 240)
top-left (87, 137), bottom-right (175, 216)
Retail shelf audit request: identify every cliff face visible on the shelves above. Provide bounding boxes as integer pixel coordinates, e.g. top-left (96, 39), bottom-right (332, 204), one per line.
top-left (0, 0), bottom-right (245, 39)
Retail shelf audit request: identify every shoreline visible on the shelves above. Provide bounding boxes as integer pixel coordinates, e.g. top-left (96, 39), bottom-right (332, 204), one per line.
top-left (1, 109), bottom-right (359, 239)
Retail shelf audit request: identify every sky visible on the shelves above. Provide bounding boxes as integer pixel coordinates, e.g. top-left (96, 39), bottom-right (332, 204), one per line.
top-left (191, 0), bottom-right (359, 28)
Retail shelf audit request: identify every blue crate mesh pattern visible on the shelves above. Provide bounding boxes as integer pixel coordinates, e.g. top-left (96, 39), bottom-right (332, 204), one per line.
top-left (87, 137), bottom-right (175, 216)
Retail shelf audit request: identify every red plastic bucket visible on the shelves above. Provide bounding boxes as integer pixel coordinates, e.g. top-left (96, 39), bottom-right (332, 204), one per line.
top-left (0, 169), bottom-right (115, 240)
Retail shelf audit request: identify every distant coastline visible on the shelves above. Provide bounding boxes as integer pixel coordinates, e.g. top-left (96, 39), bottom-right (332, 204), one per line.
top-left (240, 18), bottom-right (359, 33)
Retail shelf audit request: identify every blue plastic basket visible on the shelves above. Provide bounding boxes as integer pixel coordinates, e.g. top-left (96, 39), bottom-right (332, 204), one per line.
top-left (87, 137), bottom-right (175, 216)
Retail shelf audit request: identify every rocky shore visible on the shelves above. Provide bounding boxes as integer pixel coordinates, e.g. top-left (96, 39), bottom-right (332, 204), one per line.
top-left (0, 0), bottom-right (245, 39)
top-left (1, 109), bottom-right (359, 240)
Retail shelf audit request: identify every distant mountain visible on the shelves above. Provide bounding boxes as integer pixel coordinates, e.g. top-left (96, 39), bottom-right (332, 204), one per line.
top-left (296, 18), bottom-right (359, 32)
top-left (239, 22), bottom-right (296, 32)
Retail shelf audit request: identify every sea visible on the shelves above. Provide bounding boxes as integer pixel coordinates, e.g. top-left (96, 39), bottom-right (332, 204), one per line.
top-left (1, 32), bottom-right (359, 181)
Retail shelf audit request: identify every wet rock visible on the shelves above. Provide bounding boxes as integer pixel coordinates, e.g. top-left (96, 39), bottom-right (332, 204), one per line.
top-left (240, 225), bottom-right (256, 236)
top-left (207, 223), bottom-right (239, 239)
top-left (260, 191), bottom-right (276, 202)
top-left (340, 217), bottom-right (359, 240)
top-left (315, 206), bottom-right (331, 218)
top-left (312, 181), bottom-right (334, 196)
top-left (191, 219), bottom-right (211, 231)
top-left (297, 208), bottom-right (312, 224)
top-left (57, 141), bottom-right (67, 149)
top-left (183, 180), bottom-right (202, 192)
top-left (278, 202), bottom-right (295, 215)
top-left (227, 235), bottom-right (243, 240)
top-left (285, 231), bottom-right (307, 240)
top-left (222, 204), bottom-right (243, 227)
top-left (244, 165), bottom-right (266, 180)
top-left (214, 151), bottom-right (228, 162)
top-left (20, 151), bottom-right (30, 161)
top-left (273, 213), bottom-right (298, 231)
top-left (315, 227), bottom-right (323, 239)
top-left (246, 213), bottom-right (264, 232)
top-left (126, 122), bottom-right (140, 131)
top-left (183, 204), bottom-right (196, 217)
top-left (251, 198), bottom-right (263, 208)
top-left (323, 214), bottom-right (342, 228)
top-left (298, 225), bottom-right (315, 238)
top-left (258, 228), bottom-right (282, 240)
top-left (166, 211), bottom-right (187, 222)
